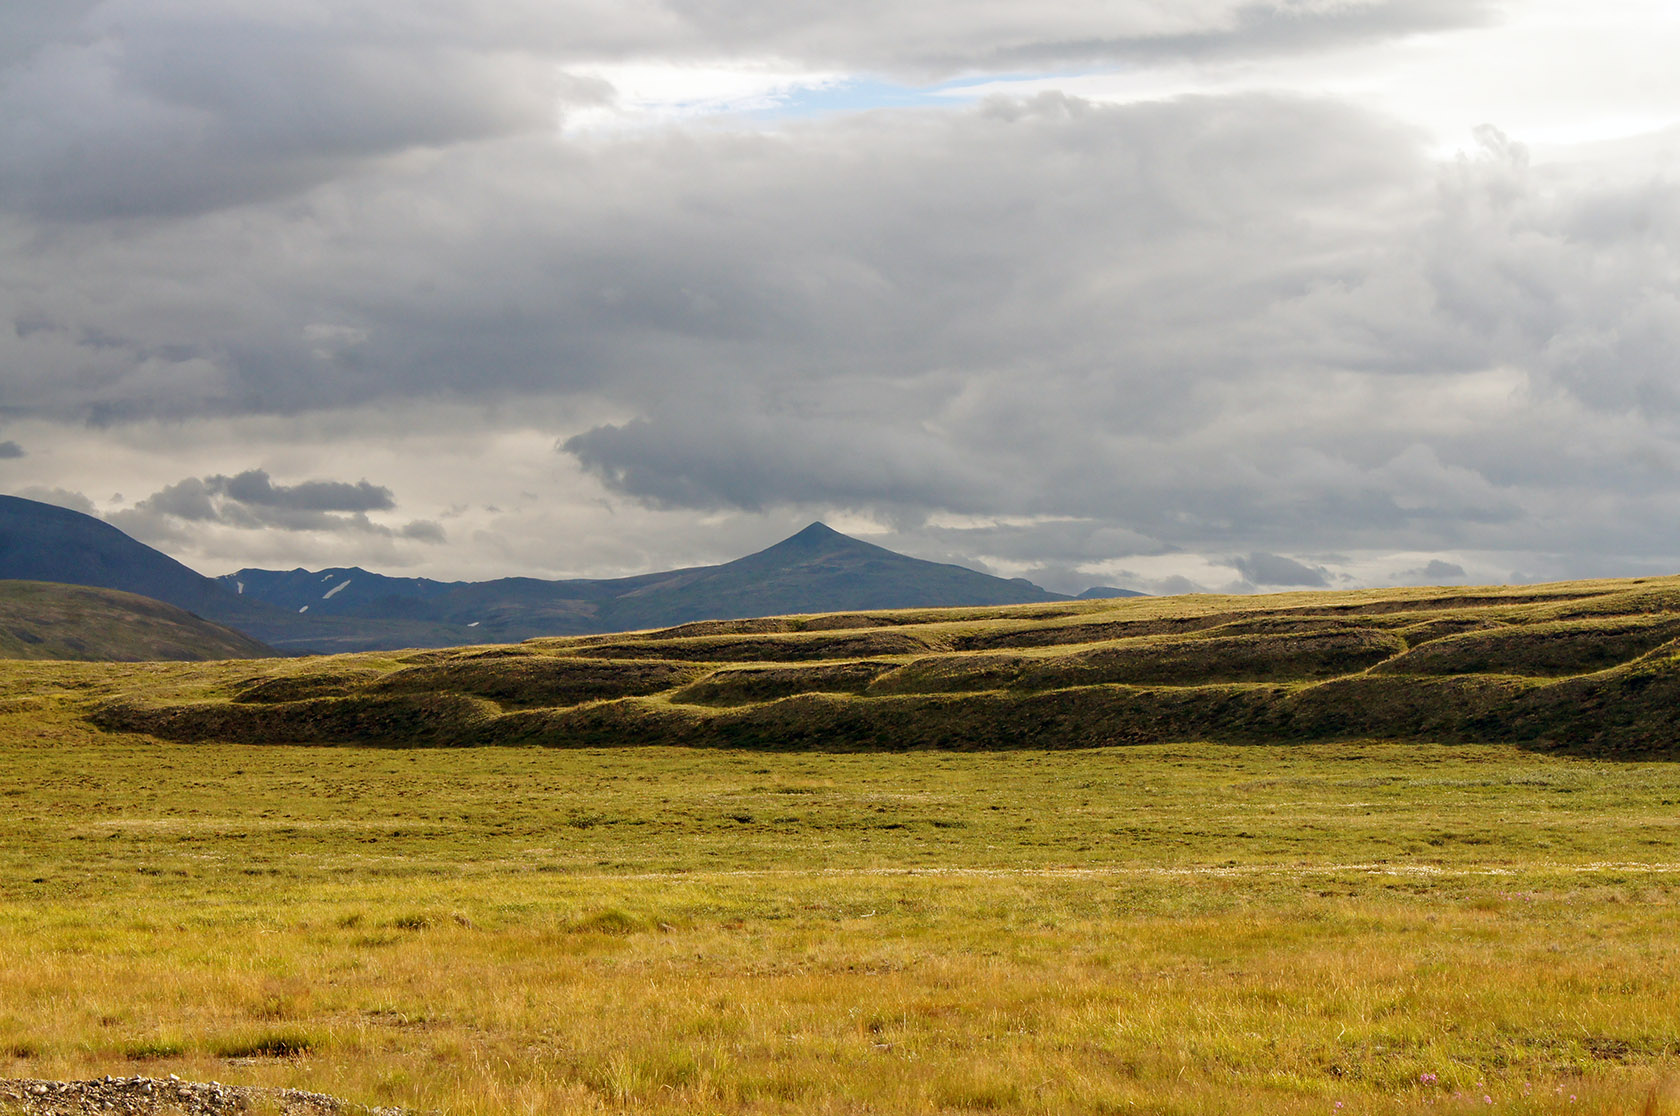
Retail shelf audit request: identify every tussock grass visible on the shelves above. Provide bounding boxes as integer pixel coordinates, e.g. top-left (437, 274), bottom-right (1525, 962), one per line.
top-left (1372, 617), bottom-right (1680, 678)
top-left (209, 1029), bottom-right (319, 1059)
top-left (54, 572), bottom-right (1680, 757)
top-left (570, 628), bottom-right (944, 662)
top-left (673, 660), bottom-right (897, 705)
top-left (367, 655), bottom-right (706, 708)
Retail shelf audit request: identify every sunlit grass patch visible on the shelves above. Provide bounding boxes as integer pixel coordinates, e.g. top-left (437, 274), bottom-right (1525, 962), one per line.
top-left (208, 1028), bottom-right (320, 1059)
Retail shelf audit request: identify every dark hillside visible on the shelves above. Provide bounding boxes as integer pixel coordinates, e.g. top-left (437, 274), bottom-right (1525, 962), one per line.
top-left (0, 495), bottom-right (238, 618)
top-left (0, 580), bottom-right (275, 661)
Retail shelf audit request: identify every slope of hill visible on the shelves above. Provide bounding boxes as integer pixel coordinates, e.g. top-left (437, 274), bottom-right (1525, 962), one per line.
top-left (64, 573), bottom-right (1680, 757)
top-left (0, 580), bottom-right (275, 661)
top-left (218, 522), bottom-right (1071, 651)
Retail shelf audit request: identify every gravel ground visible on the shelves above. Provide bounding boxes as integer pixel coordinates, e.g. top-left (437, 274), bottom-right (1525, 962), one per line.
top-left (0, 1077), bottom-right (407, 1116)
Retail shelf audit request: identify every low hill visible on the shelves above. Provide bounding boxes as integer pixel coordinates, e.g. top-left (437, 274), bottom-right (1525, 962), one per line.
top-left (55, 573), bottom-right (1680, 757)
top-left (0, 580), bottom-right (275, 661)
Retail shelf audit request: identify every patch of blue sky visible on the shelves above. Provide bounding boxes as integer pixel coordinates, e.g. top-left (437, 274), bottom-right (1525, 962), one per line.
top-left (761, 71), bottom-right (1107, 121)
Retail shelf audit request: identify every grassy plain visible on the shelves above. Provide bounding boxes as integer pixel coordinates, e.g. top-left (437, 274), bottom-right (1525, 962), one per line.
top-left (6, 578), bottom-right (1680, 1113)
top-left (3, 728), bottom-right (1680, 1114)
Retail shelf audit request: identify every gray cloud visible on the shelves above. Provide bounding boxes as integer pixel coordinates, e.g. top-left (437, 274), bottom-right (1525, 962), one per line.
top-left (1418, 559), bottom-right (1467, 582)
top-left (611, 0), bottom-right (1500, 79)
top-left (12, 485), bottom-right (95, 515)
top-left (1152, 575), bottom-right (1204, 596)
top-left (1, 1), bottom-right (1676, 591)
top-left (1231, 552), bottom-right (1329, 587)
top-left (105, 469), bottom-right (437, 546)
top-left (399, 519), bottom-right (448, 543)
top-left (893, 0), bottom-right (1500, 75)
top-left (0, 441), bottom-right (23, 459)
top-left (217, 470), bottom-right (393, 514)
top-left (0, 1), bottom-right (103, 69)
top-left (13, 90), bottom-right (1426, 425)
top-left (0, 0), bottom-right (1500, 223)
top-left (0, 3), bottom-right (604, 221)
top-left (11, 90), bottom-right (1680, 584)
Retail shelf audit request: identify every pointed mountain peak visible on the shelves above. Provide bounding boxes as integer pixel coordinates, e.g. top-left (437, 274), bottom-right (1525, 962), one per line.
top-left (761, 521), bottom-right (877, 555)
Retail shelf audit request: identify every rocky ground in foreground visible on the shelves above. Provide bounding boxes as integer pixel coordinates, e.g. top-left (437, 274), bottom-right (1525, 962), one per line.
top-left (0, 1077), bottom-right (407, 1116)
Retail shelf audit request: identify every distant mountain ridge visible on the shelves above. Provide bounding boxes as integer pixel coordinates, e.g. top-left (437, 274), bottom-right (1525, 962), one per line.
top-left (0, 495), bottom-right (1122, 654)
top-left (220, 522), bottom-right (1080, 652)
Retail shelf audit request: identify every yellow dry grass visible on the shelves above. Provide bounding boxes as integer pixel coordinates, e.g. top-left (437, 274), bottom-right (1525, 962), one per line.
top-left (2, 724), bottom-right (1679, 1114)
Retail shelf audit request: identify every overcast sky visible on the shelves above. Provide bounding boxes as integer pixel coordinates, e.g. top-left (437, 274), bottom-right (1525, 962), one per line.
top-left (3, 0), bottom-right (1678, 594)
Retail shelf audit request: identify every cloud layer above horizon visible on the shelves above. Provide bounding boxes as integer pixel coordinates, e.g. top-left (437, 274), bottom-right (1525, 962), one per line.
top-left (3, 0), bottom-right (1678, 594)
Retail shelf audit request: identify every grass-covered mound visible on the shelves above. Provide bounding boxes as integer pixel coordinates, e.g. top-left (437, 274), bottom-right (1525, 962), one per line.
top-left (0, 580), bottom-right (275, 662)
top-left (55, 573), bottom-right (1680, 757)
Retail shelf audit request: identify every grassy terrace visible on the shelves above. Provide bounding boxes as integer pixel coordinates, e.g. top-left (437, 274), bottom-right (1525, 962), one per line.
top-left (5, 578), bottom-right (1680, 1113)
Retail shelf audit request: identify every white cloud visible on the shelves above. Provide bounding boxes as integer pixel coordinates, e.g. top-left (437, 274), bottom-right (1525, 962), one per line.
top-left (563, 61), bottom-right (848, 132)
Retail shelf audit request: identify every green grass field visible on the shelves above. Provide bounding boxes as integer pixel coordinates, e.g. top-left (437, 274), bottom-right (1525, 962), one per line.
top-left (5, 578), bottom-right (1680, 1113)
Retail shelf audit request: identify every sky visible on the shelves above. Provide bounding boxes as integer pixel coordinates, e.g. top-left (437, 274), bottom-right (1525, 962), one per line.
top-left (2, 0), bottom-right (1679, 595)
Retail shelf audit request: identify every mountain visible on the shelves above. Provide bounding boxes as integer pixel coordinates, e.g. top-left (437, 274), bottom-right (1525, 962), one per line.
top-left (222, 522), bottom-right (1071, 652)
top-left (0, 580), bottom-right (276, 661)
top-left (0, 494), bottom-right (243, 619)
top-left (0, 494), bottom-right (1073, 653)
